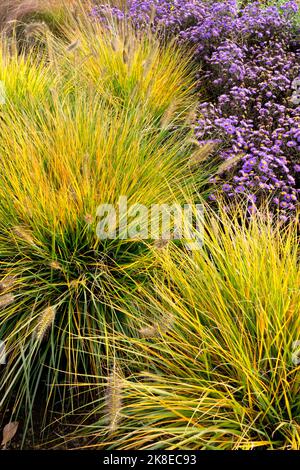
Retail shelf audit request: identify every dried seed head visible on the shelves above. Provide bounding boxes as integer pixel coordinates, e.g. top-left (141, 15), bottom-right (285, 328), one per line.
top-left (138, 371), bottom-right (161, 383)
top-left (1, 421), bottom-right (19, 449)
top-left (142, 57), bottom-right (153, 77)
top-left (110, 37), bottom-right (119, 52)
top-left (49, 261), bottom-right (62, 271)
top-left (69, 279), bottom-right (80, 288)
top-left (68, 185), bottom-right (77, 202)
top-left (122, 49), bottom-right (129, 64)
top-left (0, 293), bottom-right (15, 309)
top-left (139, 325), bottom-right (158, 338)
top-left (161, 313), bottom-right (175, 332)
top-left (124, 34), bottom-right (129, 47)
top-left (84, 214), bottom-right (94, 225)
top-left (35, 306), bottom-right (56, 342)
top-left (24, 21), bottom-right (49, 39)
top-left (189, 144), bottom-right (213, 167)
top-left (140, 313), bottom-right (175, 338)
top-left (154, 238), bottom-right (169, 250)
top-left (160, 101), bottom-right (177, 129)
top-left (105, 365), bottom-right (123, 433)
top-left (216, 153), bottom-right (244, 175)
top-left (12, 226), bottom-right (36, 246)
top-left (150, 5), bottom-right (157, 24)
top-left (185, 104), bottom-right (198, 126)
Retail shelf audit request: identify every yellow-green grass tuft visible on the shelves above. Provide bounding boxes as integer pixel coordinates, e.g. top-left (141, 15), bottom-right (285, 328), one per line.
top-left (0, 10), bottom-right (209, 439)
top-left (70, 207), bottom-right (300, 450)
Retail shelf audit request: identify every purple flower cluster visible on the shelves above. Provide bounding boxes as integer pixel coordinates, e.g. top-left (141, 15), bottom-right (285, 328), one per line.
top-left (92, 1), bottom-right (205, 32)
top-left (92, 1), bottom-right (300, 219)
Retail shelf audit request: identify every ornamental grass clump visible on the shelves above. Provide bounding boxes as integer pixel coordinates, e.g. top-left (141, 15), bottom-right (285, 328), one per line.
top-left (94, 0), bottom-right (300, 220)
top-left (0, 0), bottom-right (76, 45)
top-left (0, 10), bottom-right (207, 433)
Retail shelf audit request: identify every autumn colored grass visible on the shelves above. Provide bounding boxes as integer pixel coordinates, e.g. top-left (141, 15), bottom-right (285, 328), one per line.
top-left (65, 207), bottom-right (300, 450)
top-left (0, 8), bottom-right (210, 442)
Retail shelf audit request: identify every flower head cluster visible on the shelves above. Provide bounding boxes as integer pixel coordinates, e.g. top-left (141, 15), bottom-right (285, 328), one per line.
top-left (92, 1), bottom-right (300, 218)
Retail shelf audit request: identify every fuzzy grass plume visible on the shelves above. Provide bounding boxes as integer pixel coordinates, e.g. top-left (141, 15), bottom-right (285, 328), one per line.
top-left (0, 1), bottom-right (77, 33)
top-left (35, 305), bottom-right (57, 342)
